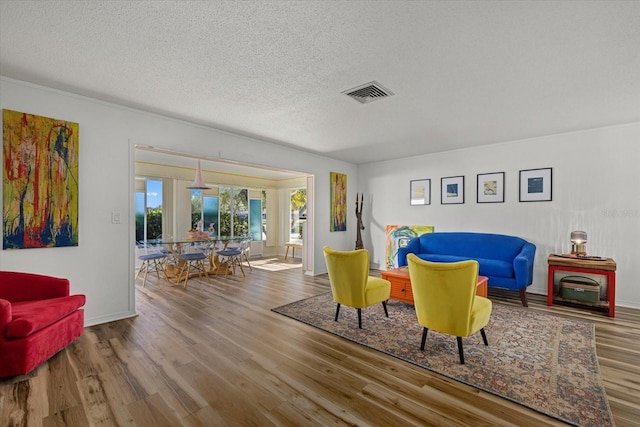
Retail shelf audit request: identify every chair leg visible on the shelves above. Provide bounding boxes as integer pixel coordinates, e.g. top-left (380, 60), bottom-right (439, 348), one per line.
top-left (480, 328), bottom-right (488, 346)
top-left (232, 257), bottom-right (238, 275)
top-left (182, 262), bottom-right (191, 288)
top-left (223, 258), bottom-right (231, 280)
top-left (457, 337), bottom-right (465, 364)
top-left (142, 262), bottom-right (151, 288)
top-left (152, 259), bottom-right (161, 280)
top-left (236, 256), bottom-right (245, 277)
top-left (382, 301), bottom-right (389, 318)
top-left (135, 262), bottom-right (143, 281)
top-left (334, 303), bottom-right (341, 321)
top-left (175, 259), bottom-right (187, 286)
top-left (136, 260), bottom-right (152, 286)
top-left (357, 308), bottom-right (362, 329)
top-left (420, 327), bottom-right (428, 350)
top-left (199, 260), bottom-right (210, 283)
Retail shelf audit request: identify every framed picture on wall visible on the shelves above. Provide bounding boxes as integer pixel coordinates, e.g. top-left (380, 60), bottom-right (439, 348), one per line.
top-left (3, 109), bottom-right (80, 249)
top-left (410, 179), bottom-right (431, 205)
top-left (477, 172), bottom-right (505, 203)
top-left (519, 167), bottom-right (552, 202)
top-left (441, 176), bottom-right (464, 204)
top-left (330, 172), bottom-right (347, 231)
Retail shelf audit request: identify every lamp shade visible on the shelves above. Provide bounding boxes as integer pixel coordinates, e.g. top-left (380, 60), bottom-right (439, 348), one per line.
top-left (570, 230), bottom-right (587, 256)
top-left (187, 160), bottom-right (211, 190)
top-left (570, 230), bottom-right (587, 243)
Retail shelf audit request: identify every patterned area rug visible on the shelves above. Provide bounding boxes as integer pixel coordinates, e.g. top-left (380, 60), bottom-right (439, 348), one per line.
top-left (272, 293), bottom-right (614, 427)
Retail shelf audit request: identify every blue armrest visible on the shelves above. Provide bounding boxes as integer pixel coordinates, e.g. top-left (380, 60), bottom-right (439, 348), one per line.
top-left (397, 237), bottom-right (421, 267)
top-left (514, 242), bottom-right (536, 287)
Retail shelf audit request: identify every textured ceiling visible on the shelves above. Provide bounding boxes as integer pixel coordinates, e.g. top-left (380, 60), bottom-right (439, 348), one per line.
top-left (1, 0), bottom-right (639, 171)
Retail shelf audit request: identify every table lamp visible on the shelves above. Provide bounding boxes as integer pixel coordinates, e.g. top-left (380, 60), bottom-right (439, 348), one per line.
top-left (570, 230), bottom-right (587, 256)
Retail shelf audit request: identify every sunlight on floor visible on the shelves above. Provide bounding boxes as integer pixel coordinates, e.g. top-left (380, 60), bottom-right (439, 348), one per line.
top-left (250, 258), bottom-right (302, 271)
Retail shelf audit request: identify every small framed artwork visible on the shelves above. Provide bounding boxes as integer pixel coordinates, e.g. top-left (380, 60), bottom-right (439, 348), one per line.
top-left (519, 167), bottom-right (552, 202)
top-left (477, 172), bottom-right (505, 203)
top-left (410, 179), bottom-right (431, 205)
top-left (441, 176), bottom-right (464, 204)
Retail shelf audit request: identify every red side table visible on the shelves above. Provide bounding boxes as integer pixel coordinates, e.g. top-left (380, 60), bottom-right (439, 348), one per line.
top-left (547, 255), bottom-right (616, 317)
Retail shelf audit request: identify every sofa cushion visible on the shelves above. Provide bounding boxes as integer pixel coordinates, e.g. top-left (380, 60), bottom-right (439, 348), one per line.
top-left (475, 258), bottom-right (514, 278)
top-left (419, 254), bottom-right (514, 278)
top-left (6, 295), bottom-right (86, 338)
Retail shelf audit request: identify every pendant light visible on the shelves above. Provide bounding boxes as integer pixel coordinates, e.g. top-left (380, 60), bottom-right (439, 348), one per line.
top-left (187, 160), bottom-right (211, 189)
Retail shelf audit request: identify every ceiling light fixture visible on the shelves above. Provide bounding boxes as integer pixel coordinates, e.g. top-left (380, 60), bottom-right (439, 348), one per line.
top-left (187, 160), bottom-right (211, 190)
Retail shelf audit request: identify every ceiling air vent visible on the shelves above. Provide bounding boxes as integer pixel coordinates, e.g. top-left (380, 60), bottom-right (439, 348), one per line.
top-left (343, 81), bottom-right (394, 104)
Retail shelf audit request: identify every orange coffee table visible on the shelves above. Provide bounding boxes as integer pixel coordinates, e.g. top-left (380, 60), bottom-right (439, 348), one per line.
top-left (380, 266), bottom-right (488, 304)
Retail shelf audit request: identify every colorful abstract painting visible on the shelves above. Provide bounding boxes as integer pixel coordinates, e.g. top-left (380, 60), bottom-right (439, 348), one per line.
top-left (3, 109), bottom-right (79, 249)
top-left (330, 172), bottom-right (346, 232)
top-left (385, 225), bottom-right (434, 269)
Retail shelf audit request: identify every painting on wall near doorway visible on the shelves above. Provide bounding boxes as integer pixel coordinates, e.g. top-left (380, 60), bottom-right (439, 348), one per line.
top-left (329, 172), bottom-right (347, 232)
top-left (2, 109), bottom-right (79, 249)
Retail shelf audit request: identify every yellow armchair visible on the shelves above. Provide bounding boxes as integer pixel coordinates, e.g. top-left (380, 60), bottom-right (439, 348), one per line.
top-left (323, 246), bottom-right (391, 329)
top-left (407, 254), bottom-right (492, 364)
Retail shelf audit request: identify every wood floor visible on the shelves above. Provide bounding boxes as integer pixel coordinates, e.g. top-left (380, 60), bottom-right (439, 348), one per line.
top-left (1, 257), bottom-right (639, 426)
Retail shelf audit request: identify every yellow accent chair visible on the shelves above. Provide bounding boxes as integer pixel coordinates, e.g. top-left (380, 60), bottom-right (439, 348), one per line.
top-left (323, 246), bottom-right (391, 329)
top-left (407, 254), bottom-right (492, 364)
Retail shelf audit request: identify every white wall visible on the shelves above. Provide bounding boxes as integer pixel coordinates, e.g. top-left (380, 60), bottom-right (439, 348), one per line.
top-left (358, 123), bottom-right (640, 309)
top-left (3, 76), bottom-right (637, 324)
top-left (0, 77), bottom-right (358, 325)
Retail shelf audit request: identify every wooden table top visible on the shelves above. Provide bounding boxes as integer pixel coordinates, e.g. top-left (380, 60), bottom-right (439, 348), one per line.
top-left (380, 266), bottom-right (409, 279)
top-left (547, 254), bottom-right (616, 271)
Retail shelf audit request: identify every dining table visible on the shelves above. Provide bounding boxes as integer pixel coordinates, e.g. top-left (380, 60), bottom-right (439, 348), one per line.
top-left (145, 235), bottom-right (247, 282)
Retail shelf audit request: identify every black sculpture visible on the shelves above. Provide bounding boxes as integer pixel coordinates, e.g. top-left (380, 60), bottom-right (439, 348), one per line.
top-left (355, 193), bottom-right (364, 250)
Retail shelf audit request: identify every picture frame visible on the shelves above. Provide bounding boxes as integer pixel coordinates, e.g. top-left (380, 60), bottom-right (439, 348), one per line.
top-left (519, 167), bottom-right (552, 202)
top-left (441, 175), bottom-right (464, 204)
top-left (330, 171), bottom-right (347, 231)
top-left (477, 172), bottom-right (505, 203)
top-left (410, 179), bottom-right (431, 205)
top-left (3, 109), bottom-right (80, 249)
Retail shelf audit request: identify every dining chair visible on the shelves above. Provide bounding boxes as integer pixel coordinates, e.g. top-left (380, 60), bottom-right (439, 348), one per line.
top-left (135, 241), bottom-right (167, 287)
top-left (216, 240), bottom-right (245, 280)
top-left (155, 234), bottom-right (176, 266)
top-left (176, 242), bottom-right (210, 288)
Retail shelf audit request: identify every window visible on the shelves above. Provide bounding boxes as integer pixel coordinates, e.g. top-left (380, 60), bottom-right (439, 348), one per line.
top-left (291, 188), bottom-right (306, 241)
top-left (249, 199), bottom-right (262, 241)
top-left (135, 191), bottom-right (145, 242)
top-left (192, 186), bottom-right (253, 238)
top-left (231, 187), bottom-right (249, 237)
top-left (262, 190), bottom-right (267, 240)
top-left (190, 189), bottom-right (202, 230)
top-left (190, 190), bottom-right (219, 235)
top-left (203, 196), bottom-right (219, 235)
top-left (135, 178), bottom-right (163, 241)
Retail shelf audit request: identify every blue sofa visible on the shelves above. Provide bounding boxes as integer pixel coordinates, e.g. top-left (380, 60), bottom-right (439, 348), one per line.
top-left (397, 232), bottom-right (536, 306)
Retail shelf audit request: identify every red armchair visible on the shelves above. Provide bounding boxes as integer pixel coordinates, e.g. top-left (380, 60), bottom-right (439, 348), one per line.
top-left (0, 271), bottom-right (85, 378)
